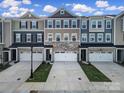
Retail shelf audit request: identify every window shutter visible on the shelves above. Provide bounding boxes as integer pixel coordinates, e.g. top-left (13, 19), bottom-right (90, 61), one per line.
top-left (30, 22), bottom-right (32, 29)
top-left (36, 21), bottom-right (38, 29)
top-left (26, 21), bottom-right (28, 29)
top-left (20, 21), bottom-right (21, 29)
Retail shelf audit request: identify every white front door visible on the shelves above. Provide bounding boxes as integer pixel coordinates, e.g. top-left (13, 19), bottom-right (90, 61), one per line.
top-left (54, 52), bottom-right (77, 61)
top-left (89, 52), bottom-right (113, 62)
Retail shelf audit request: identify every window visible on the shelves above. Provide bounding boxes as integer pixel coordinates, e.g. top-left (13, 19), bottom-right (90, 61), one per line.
top-left (72, 20), bottom-right (77, 28)
top-left (82, 21), bottom-right (87, 29)
top-left (63, 20), bottom-right (69, 28)
top-left (71, 33), bottom-right (77, 41)
top-left (37, 34), bottom-right (42, 42)
top-left (98, 21), bottom-right (102, 28)
top-left (47, 20), bottom-right (53, 28)
top-left (82, 33), bottom-right (87, 42)
top-left (106, 20), bottom-right (111, 29)
top-left (48, 33), bottom-right (53, 42)
top-left (55, 20), bottom-right (61, 28)
top-left (32, 21), bottom-right (37, 29)
top-left (16, 33), bottom-right (21, 43)
top-left (105, 33), bottom-right (111, 42)
top-left (92, 20), bottom-right (96, 28)
top-left (89, 33), bottom-right (95, 42)
top-left (26, 33), bottom-right (31, 42)
top-left (55, 33), bottom-right (61, 42)
top-left (64, 33), bottom-right (69, 41)
top-left (60, 10), bottom-right (64, 15)
top-left (21, 21), bottom-right (26, 28)
top-left (97, 33), bottom-right (103, 42)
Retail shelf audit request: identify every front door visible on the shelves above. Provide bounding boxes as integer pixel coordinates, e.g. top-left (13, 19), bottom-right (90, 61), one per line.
top-left (81, 49), bottom-right (86, 61)
top-left (46, 49), bottom-right (51, 61)
top-left (3, 52), bottom-right (9, 62)
top-left (11, 49), bottom-right (16, 61)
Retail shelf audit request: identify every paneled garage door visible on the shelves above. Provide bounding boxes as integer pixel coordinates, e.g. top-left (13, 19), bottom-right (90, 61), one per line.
top-left (89, 52), bottom-right (113, 62)
top-left (20, 52), bottom-right (43, 62)
top-left (54, 52), bottom-right (77, 61)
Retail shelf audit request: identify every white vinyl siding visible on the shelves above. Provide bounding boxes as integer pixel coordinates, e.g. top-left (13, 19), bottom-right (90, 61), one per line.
top-left (64, 33), bottom-right (69, 41)
top-left (37, 34), bottom-right (42, 42)
top-left (97, 33), bottom-right (103, 42)
top-left (71, 33), bottom-right (77, 42)
top-left (72, 20), bottom-right (77, 28)
top-left (63, 20), bottom-right (69, 28)
top-left (47, 20), bottom-right (53, 28)
top-left (55, 20), bottom-right (61, 28)
top-left (89, 33), bottom-right (95, 42)
top-left (106, 20), bottom-right (111, 29)
top-left (26, 33), bottom-right (31, 42)
top-left (81, 33), bottom-right (87, 42)
top-left (82, 21), bottom-right (87, 29)
top-left (16, 33), bottom-right (21, 43)
top-left (55, 33), bottom-right (61, 42)
top-left (105, 33), bottom-right (111, 42)
top-left (48, 33), bottom-right (53, 42)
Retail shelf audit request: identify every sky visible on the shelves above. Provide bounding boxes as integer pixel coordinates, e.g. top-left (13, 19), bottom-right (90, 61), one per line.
top-left (0, 0), bottom-right (124, 17)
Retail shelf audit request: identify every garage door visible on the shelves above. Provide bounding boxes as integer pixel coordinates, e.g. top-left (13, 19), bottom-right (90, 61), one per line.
top-left (20, 52), bottom-right (43, 62)
top-left (89, 52), bottom-right (113, 62)
top-left (54, 52), bottom-right (77, 61)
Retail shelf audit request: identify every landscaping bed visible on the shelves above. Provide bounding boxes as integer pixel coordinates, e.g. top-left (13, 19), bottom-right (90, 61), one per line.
top-left (0, 64), bottom-right (11, 72)
top-left (27, 63), bottom-right (52, 82)
top-left (79, 62), bottom-right (111, 82)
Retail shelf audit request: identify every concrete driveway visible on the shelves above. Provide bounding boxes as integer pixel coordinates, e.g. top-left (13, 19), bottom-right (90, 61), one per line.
top-left (0, 61), bottom-right (41, 93)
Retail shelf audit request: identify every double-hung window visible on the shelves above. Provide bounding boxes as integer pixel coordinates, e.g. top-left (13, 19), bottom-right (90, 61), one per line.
top-left (82, 21), bottom-right (87, 29)
top-left (55, 33), bottom-right (61, 42)
top-left (92, 20), bottom-right (96, 28)
top-left (47, 20), bottom-right (53, 28)
top-left (89, 33), bottom-right (95, 42)
top-left (21, 21), bottom-right (26, 29)
top-left (71, 33), bottom-right (77, 42)
top-left (48, 33), bottom-right (53, 42)
top-left (64, 33), bottom-right (69, 41)
top-left (55, 20), bottom-right (61, 28)
top-left (16, 33), bottom-right (21, 43)
top-left (106, 20), bottom-right (111, 29)
top-left (32, 21), bottom-right (37, 29)
top-left (105, 33), bottom-right (111, 42)
top-left (26, 33), bottom-right (31, 42)
top-left (98, 21), bottom-right (102, 28)
top-left (97, 33), bottom-right (103, 42)
top-left (37, 33), bottom-right (42, 42)
top-left (72, 20), bottom-right (77, 28)
top-left (64, 20), bottom-right (69, 28)
top-left (82, 33), bottom-right (87, 42)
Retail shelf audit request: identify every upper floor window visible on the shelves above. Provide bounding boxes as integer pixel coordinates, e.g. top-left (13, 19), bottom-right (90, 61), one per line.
top-left (21, 21), bottom-right (26, 29)
top-left (32, 21), bottom-right (37, 29)
top-left (82, 33), bottom-right (87, 42)
top-left (16, 33), bottom-right (21, 43)
top-left (63, 20), bottom-right (69, 28)
top-left (26, 33), bottom-right (31, 42)
top-left (37, 33), bottom-right (42, 42)
top-left (91, 20), bottom-right (103, 29)
top-left (89, 33), bottom-right (95, 42)
top-left (72, 20), bottom-right (77, 28)
top-left (55, 20), bottom-right (61, 28)
top-left (82, 21), bottom-right (87, 29)
top-left (60, 10), bottom-right (65, 15)
top-left (71, 33), bottom-right (77, 42)
top-left (64, 33), bottom-right (69, 41)
top-left (47, 20), bottom-right (53, 28)
top-left (98, 21), bottom-right (102, 28)
top-left (106, 20), bottom-right (111, 29)
top-left (48, 33), bottom-right (53, 42)
top-left (55, 33), bottom-right (61, 42)
top-left (105, 33), bottom-right (111, 42)
top-left (97, 33), bottom-right (103, 42)
top-left (91, 20), bottom-right (96, 28)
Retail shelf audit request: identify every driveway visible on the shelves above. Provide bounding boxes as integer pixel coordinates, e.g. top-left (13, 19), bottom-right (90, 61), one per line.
top-left (0, 61), bottom-right (41, 93)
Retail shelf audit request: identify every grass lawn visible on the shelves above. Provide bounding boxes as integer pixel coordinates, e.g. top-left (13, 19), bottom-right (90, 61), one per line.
top-left (0, 64), bottom-right (11, 72)
top-left (79, 62), bottom-right (111, 82)
top-left (27, 63), bottom-right (52, 82)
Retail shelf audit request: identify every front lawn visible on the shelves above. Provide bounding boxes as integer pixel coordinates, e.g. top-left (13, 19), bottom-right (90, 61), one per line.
top-left (27, 63), bottom-right (52, 82)
top-left (79, 62), bottom-right (111, 82)
top-left (0, 64), bottom-right (11, 72)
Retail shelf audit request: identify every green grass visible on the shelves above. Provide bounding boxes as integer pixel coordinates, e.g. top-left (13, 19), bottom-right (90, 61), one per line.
top-left (26, 63), bottom-right (52, 82)
top-left (0, 64), bottom-right (11, 72)
top-left (79, 62), bottom-right (111, 82)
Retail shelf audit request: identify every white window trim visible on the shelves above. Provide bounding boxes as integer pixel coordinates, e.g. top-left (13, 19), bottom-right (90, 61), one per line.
top-left (81, 33), bottom-right (87, 42)
top-left (91, 20), bottom-right (97, 29)
top-left (47, 20), bottom-right (53, 28)
top-left (21, 21), bottom-right (26, 28)
top-left (47, 33), bottom-right (53, 42)
top-left (60, 10), bottom-right (65, 15)
top-left (97, 20), bottom-right (102, 28)
top-left (97, 33), bottom-right (103, 42)
top-left (71, 33), bottom-right (77, 42)
top-left (89, 33), bottom-right (95, 42)
top-left (71, 20), bottom-right (77, 28)
top-left (63, 33), bottom-right (69, 42)
top-left (63, 20), bottom-right (69, 28)
top-left (32, 21), bottom-right (37, 29)
top-left (106, 20), bottom-right (111, 29)
top-left (82, 20), bottom-right (87, 29)
top-left (55, 33), bottom-right (61, 42)
top-left (55, 20), bottom-right (61, 28)
top-left (105, 33), bottom-right (111, 42)
top-left (26, 33), bottom-right (31, 43)
top-left (91, 20), bottom-right (103, 29)
top-left (16, 33), bottom-right (21, 43)
top-left (37, 33), bottom-right (42, 42)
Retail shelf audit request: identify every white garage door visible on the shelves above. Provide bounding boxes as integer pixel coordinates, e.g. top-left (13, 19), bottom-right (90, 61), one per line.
top-left (20, 52), bottom-right (43, 62)
top-left (89, 52), bottom-right (113, 62)
top-left (54, 52), bottom-right (77, 61)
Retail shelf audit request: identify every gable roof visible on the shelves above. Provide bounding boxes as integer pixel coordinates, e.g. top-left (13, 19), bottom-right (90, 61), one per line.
top-left (115, 11), bottom-right (124, 19)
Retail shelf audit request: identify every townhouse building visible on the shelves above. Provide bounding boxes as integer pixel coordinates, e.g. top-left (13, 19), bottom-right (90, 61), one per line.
top-left (0, 8), bottom-right (124, 64)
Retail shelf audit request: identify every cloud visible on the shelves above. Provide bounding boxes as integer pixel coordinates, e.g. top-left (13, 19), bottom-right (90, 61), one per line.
top-left (72, 4), bottom-right (95, 13)
top-left (94, 11), bottom-right (104, 15)
top-left (96, 1), bottom-right (109, 8)
top-left (22, 0), bottom-right (31, 5)
top-left (75, 12), bottom-right (82, 16)
top-left (34, 4), bottom-right (41, 7)
top-left (106, 5), bottom-right (124, 11)
top-left (43, 5), bottom-right (57, 13)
